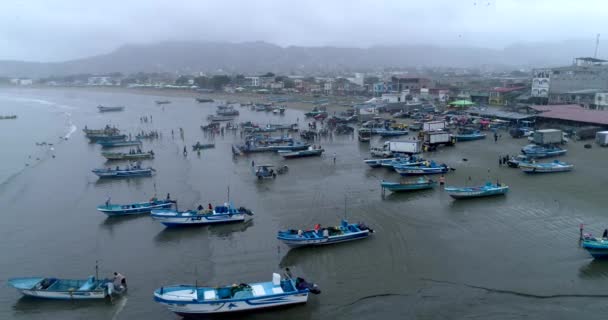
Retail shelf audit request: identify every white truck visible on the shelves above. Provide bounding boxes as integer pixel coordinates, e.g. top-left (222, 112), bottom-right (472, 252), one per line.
top-left (596, 131), bottom-right (608, 146)
top-left (384, 141), bottom-right (422, 154)
top-left (422, 131), bottom-right (455, 150)
top-left (533, 129), bottom-right (563, 145)
top-left (422, 121), bottom-right (446, 132)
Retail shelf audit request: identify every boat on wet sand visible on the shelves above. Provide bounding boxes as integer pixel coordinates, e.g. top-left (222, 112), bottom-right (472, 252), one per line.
top-left (582, 234), bottom-right (608, 259)
top-left (101, 151), bottom-right (154, 160)
top-left (8, 275), bottom-right (126, 300)
top-left (394, 161), bottom-right (450, 176)
top-left (444, 182), bottom-right (509, 199)
top-left (92, 165), bottom-right (155, 178)
top-left (454, 130), bottom-right (486, 141)
top-left (150, 204), bottom-right (253, 227)
top-left (519, 160), bottom-right (574, 174)
top-left (521, 144), bottom-right (567, 158)
top-left (381, 177), bottom-right (436, 192)
top-left (277, 220), bottom-right (373, 248)
top-left (97, 199), bottom-right (174, 216)
top-left (192, 142), bottom-right (215, 150)
top-left (278, 146), bottom-right (324, 159)
top-left (153, 272), bottom-right (319, 315)
top-left (97, 140), bottom-right (142, 148)
top-left (98, 105), bottom-right (125, 112)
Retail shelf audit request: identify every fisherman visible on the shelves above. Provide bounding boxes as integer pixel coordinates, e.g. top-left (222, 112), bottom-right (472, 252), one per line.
top-left (494, 132), bottom-right (498, 143)
top-left (603, 229), bottom-right (608, 239)
top-left (208, 203), bottom-right (213, 211)
top-left (105, 197), bottom-right (111, 207)
top-left (113, 272), bottom-right (126, 289)
top-left (166, 193), bottom-right (171, 201)
top-left (439, 175), bottom-right (446, 185)
top-left (333, 152), bottom-right (337, 164)
top-left (197, 204), bottom-right (204, 212)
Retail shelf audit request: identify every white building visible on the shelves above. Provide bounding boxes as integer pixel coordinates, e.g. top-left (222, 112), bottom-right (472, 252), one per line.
top-left (347, 73), bottom-right (365, 86)
top-left (245, 77), bottom-right (260, 87)
top-left (88, 76), bottom-right (113, 86)
top-left (10, 78), bottom-right (33, 86)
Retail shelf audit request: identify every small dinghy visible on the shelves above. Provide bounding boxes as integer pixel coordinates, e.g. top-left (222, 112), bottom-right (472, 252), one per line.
top-left (8, 273), bottom-right (127, 300)
top-left (519, 160), bottom-right (573, 174)
top-left (381, 177), bottom-right (436, 192)
top-left (150, 204), bottom-right (253, 227)
top-left (277, 220), bottom-right (373, 248)
top-left (444, 182), bottom-right (509, 199)
top-left (101, 151), bottom-right (154, 160)
top-left (154, 271), bottom-right (319, 315)
top-left (97, 199), bottom-right (174, 216)
top-left (582, 231), bottom-right (608, 259)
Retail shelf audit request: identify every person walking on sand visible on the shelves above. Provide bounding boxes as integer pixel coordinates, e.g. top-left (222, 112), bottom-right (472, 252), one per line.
top-left (333, 152), bottom-right (336, 164)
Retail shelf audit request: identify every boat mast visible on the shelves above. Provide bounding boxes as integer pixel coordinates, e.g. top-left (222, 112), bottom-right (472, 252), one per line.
top-left (95, 260), bottom-right (99, 281)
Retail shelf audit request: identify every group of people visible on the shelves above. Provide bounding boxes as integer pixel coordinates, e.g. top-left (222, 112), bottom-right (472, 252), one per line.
top-left (139, 115), bottom-right (152, 123)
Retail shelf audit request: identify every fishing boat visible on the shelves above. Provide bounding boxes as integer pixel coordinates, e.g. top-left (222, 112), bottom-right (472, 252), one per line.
top-left (381, 157), bottom-right (425, 169)
top-left (8, 275), bottom-right (126, 300)
top-left (97, 140), bottom-right (142, 148)
top-left (373, 129), bottom-right (409, 137)
top-left (97, 105), bottom-right (125, 112)
top-left (363, 158), bottom-right (391, 168)
top-left (155, 100), bottom-right (171, 105)
top-left (521, 144), bottom-right (567, 158)
top-left (358, 128), bottom-right (371, 142)
top-left (150, 204), bottom-right (253, 227)
top-left (444, 182), bottom-right (509, 199)
top-left (97, 199), bottom-right (174, 216)
top-left (195, 98), bottom-right (214, 103)
top-left (380, 177), bottom-right (436, 192)
top-left (582, 234), bottom-right (608, 259)
top-left (278, 146), bottom-right (324, 159)
top-left (454, 130), bottom-right (486, 141)
top-left (240, 141), bottom-right (310, 153)
top-left (506, 155), bottom-right (530, 168)
top-left (207, 115), bottom-right (235, 122)
top-left (394, 161), bottom-right (450, 176)
top-left (304, 111), bottom-right (326, 117)
top-left (192, 142), bottom-right (215, 150)
top-left (0, 115), bottom-right (17, 120)
top-left (83, 126), bottom-right (120, 137)
top-left (88, 134), bottom-right (127, 143)
top-left (216, 108), bottom-right (239, 116)
top-left (92, 165), bottom-right (155, 178)
top-left (101, 151), bottom-right (154, 160)
top-left (277, 220), bottom-right (373, 248)
top-left (519, 160), bottom-right (574, 174)
top-left (153, 272), bottom-right (319, 315)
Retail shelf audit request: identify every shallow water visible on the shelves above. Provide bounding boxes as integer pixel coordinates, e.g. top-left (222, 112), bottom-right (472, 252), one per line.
top-left (1, 88), bottom-right (608, 319)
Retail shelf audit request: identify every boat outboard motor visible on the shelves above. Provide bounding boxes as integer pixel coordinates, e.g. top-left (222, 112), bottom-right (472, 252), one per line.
top-left (238, 207), bottom-right (254, 216)
top-left (296, 277), bottom-right (321, 294)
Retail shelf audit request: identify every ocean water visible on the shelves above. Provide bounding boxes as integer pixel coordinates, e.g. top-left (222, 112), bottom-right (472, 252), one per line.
top-left (1, 87), bottom-right (608, 320)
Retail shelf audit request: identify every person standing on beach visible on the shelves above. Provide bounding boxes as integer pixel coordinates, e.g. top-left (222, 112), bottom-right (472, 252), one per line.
top-left (333, 152), bottom-right (336, 164)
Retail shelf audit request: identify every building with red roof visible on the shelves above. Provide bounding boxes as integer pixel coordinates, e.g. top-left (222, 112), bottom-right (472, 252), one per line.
top-left (530, 104), bottom-right (608, 127)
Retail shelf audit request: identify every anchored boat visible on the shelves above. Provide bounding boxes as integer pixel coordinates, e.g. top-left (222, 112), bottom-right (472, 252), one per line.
top-left (394, 161), bottom-right (450, 176)
top-left (582, 234), bottom-right (608, 259)
top-left (153, 272), bottom-right (319, 315)
top-left (521, 144), bottom-right (567, 158)
top-left (92, 165), bottom-right (155, 178)
top-left (97, 105), bottom-right (125, 112)
top-left (444, 182), bottom-right (509, 199)
top-left (192, 142), bottom-right (215, 150)
top-left (381, 177), bottom-right (436, 192)
top-left (8, 275), bottom-right (126, 300)
top-left (97, 199), bottom-right (174, 216)
top-left (101, 151), bottom-right (154, 160)
top-left (150, 204), bottom-right (253, 227)
top-left (97, 140), bottom-right (142, 148)
top-left (519, 160), bottom-right (573, 174)
top-left (277, 220), bottom-right (373, 248)
top-left (278, 146), bottom-right (324, 159)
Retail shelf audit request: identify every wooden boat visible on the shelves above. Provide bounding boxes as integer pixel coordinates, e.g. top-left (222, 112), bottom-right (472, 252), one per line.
top-left (278, 146), bottom-right (324, 159)
top-left (192, 142), bottom-right (215, 150)
top-left (382, 157), bottom-right (425, 169)
top-left (207, 115), bottom-right (235, 122)
top-left (97, 140), bottom-right (142, 148)
top-left (394, 161), bottom-right (450, 176)
top-left (381, 177), bottom-right (436, 192)
top-left (444, 182), bottom-right (509, 199)
top-left (83, 126), bottom-right (120, 137)
top-left (521, 144), bottom-right (567, 158)
top-left (92, 165), bottom-right (155, 178)
top-left (519, 160), bottom-right (573, 174)
top-left (277, 220), bottom-right (373, 248)
top-left (8, 275), bottom-right (126, 300)
top-left (101, 151), bottom-right (154, 160)
top-left (154, 272), bottom-right (319, 315)
top-left (304, 111), bottom-right (326, 117)
top-left (88, 134), bottom-right (127, 142)
top-left (454, 131), bottom-right (486, 141)
top-left (97, 199), bottom-right (174, 216)
top-left (150, 204), bottom-right (253, 227)
top-left (97, 105), bottom-right (125, 112)
top-left (195, 98), bottom-right (214, 103)
top-left (155, 100), bottom-right (171, 105)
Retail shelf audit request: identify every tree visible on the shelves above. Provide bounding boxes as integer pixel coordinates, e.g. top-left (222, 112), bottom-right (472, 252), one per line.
top-left (175, 75), bottom-right (190, 86)
top-left (261, 72), bottom-right (275, 78)
top-left (283, 79), bottom-right (295, 89)
top-left (194, 76), bottom-right (210, 88)
top-left (211, 75), bottom-right (231, 90)
top-left (234, 74), bottom-right (245, 85)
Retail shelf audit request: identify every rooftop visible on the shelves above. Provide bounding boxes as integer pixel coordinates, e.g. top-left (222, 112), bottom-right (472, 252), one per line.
top-left (491, 86), bottom-right (527, 93)
top-left (530, 104), bottom-right (608, 126)
top-left (576, 57), bottom-right (607, 63)
top-left (465, 108), bottom-right (534, 121)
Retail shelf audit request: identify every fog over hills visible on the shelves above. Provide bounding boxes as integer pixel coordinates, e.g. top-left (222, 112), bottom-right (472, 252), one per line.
top-left (0, 39), bottom-right (600, 78)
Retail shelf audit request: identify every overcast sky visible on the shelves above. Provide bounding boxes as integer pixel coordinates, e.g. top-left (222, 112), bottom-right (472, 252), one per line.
top-left (1, 0), bottom-right (606, 62)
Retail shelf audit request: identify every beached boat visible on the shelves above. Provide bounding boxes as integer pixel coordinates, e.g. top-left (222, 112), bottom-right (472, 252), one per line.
top-left (304, 111), bottom-right (326, 117)
top-left (8, 275), bottom-right (126, 300)
top-left (83, 126), bottom-right (120, 137)
top-left (454, 131), bottom-right (486, 141)
top-left (195, 98), bottom-right (214, 103)
top-left (97, 140), bottom-right (142, 148)
top-left (192, 142), bottom-right (215, 150)
top-left (0, 115), bottom-right (17, 120)
top-left (373, 129), bottom-right (409, 137)
top-left (521, 144), bottom-right (567, 158)
top-left (278, 146), bottom-right (324, 159)
top-left (444, 182), bottom-right (509, 199)
top-left (394, 161), bottom-right (450, 176)
top-left (519, 160), bottom-right (574, 174)
top-left (216, 108), bottom-right (239, 116)
top-left (381, 177), bottom-right (436, 192)
top-left (97, 105), bottom-right (125, 112)
top-left (277, 220), bottom-right (373, 248)
top-left (88, 134), bottom-right (127, 143)
top-left (153, 272), bottom-right (319, 315)
top-left (240, 141), bottom-right (310, 153)
top-left (582, 235), bottom-right (608, 259)
top-left (101, 151), bottom-right (154, 160)
top-left (150, 204), bottom-right (253, 227)
top-left (207, 115), bottom-right (235, 122)
top-left (364, 158), bottom-right (390, 168)
top-left (506, 155), bottom-right (530, 168)
top-left (97, 199), bottom-right (174, 216)
top-left (92, 165), bottom-right (155, 178)
top-left (382, 157), bottom-right (425, 169)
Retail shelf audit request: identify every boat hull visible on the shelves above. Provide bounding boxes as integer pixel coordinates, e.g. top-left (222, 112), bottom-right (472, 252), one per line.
top-left (520, 165), bottom-right (573, 174)
top-left (92, 169), bottom-right (154, 178)
top-left (381, 181), bottom-right (436, 192)
top-left (151, 210), bottom-right (247, 227)
top-left (278, 230), bottom-right (370, 248)
top-left (395, 167), bottom-right (448, 176)
top-left (445, 186), bottom-right (509, 199)
top-left (455, 134), bottom-right (486, 141)
top-left (582, 241), bottom-right (608, 259)
top-left (97, 201), bottom-right (173, 216)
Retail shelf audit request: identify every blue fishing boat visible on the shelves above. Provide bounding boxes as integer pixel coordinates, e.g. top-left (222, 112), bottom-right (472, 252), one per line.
top-left (394, 161), bottom-right (450, 176)
top-left (88, 134), bottom-right (127, 142)
top-left (97, 199), bottom-right (174, 216)
top-left (98, 105), bottom-right (125, 112)
top-left (8, 275), bottom-right (126, 300)
top-left (277, 220), bottom-right (373, 248)
top-left (521, 144), bottom-right (567, 158)
top-left (150, 204), bottom-right (253, 227)
top-left (97, 140), bottom-right (142, 148)
top-left (278, 146), bottom-right (324, 159)
top-left (92, 164), bottom-right (155, 178)
top-left (240, 141), bottom-right (309, 153)
top-left (374, 129), bottom-right (409, 137)
top-left (364, 158), bottom-right (393, 168)
top-left (154, 272), bottom-right (319, 315)
top-left (519, 160), bottom-right (573, 174)
top-left (454, 131), bottom-right (486, 141)
top-left (444, 182), bottom-right (509, 199)
top-left (582, 234), bottom-right (608, 259)
top-left (380, 177), bottom-right (436, 192)
top-left (506, 155), bottom-right (530, 168)
top-left (382, 157), bottom-right (425, 169)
